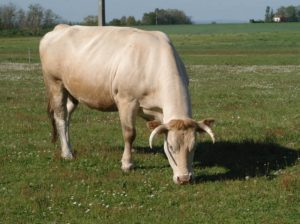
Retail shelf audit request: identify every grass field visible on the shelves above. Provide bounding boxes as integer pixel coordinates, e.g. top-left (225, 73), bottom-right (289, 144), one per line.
top-left (0, 23), bottom-right (300, 223)
top-left (1, 23), bottom-right (300, 65)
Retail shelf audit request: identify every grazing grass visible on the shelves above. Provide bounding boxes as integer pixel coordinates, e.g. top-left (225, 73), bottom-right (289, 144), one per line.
top-left (142, 23), bottom-right (300, 35)
top-left (0, 23), bottom-right (300, 223)
top-left (1, 23), bottom-right (300, 65)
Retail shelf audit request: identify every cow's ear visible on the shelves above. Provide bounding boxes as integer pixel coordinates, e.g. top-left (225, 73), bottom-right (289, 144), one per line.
top-left (197, 118), bottom-right (215, 133)
top-left (147, 120), bottom-right (162, 130)
top-left (200, 118), bottom-right (215, 128)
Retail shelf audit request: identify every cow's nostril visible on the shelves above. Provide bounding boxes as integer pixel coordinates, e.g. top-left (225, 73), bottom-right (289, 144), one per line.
top-left (177, 175), bottom-right (191, 185)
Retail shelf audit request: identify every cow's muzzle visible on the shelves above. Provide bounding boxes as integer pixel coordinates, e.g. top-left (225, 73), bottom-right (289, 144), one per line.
top-left (175, 174), bottom-right (193, 185)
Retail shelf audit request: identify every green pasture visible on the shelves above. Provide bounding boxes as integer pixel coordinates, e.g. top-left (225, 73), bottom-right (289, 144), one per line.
top-left (0, 24), bottom-right (300, 223)
top-left (1, 23), bottom-right (300, 65)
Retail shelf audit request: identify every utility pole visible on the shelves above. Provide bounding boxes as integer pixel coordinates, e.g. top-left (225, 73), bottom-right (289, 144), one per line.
top-left (155, 8), bottom-right (159, 25)
top-left (98, 0), bottom-right (106, 26)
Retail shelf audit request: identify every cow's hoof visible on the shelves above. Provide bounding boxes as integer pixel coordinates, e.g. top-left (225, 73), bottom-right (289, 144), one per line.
top-left (121, 162), bottom-right (134, 172)
top-left (61, 153), bottom-right (74, 160)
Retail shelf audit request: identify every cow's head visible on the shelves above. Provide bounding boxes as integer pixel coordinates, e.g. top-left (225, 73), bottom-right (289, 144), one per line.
top-left (148, 119), bottom-right (215, 184)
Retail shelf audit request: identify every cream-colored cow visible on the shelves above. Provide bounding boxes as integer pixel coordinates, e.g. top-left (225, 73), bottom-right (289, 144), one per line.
top-left (40, 25), bottom-right (215, 184)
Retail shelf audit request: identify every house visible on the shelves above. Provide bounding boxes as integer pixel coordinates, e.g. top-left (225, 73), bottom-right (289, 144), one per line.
top-left (273, 15), bottom-right (287, 23)
top-left (273, 16), bottom-right (281, 22)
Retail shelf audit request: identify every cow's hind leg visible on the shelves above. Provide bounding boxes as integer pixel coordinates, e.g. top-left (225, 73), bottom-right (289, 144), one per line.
top-left (66, 95), bottom-right (78, 143)
top-left (47, 80), bottom-right (74, 159)
top-left (117, 99), bottom-right (139, 172)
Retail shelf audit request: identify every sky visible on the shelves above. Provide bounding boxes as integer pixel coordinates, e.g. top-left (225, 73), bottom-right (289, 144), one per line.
top-left (2, 0), bottom-right (300, 23)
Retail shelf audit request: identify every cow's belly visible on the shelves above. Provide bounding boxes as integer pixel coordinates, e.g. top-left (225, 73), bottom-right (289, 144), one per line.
top-left (79, 96), bottom-right (117, 112)
top-left (63, 74), bottom-right (117, 111)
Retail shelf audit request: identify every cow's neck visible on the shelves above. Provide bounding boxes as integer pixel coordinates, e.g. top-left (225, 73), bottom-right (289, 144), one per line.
top-left (160, 74), bottom-right (192, 123)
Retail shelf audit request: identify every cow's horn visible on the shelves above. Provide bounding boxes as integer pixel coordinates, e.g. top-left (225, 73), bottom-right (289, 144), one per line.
top-left (197, 122), bottom-right (215, 144)
top-left (149, 125), bottom-right (168, 149)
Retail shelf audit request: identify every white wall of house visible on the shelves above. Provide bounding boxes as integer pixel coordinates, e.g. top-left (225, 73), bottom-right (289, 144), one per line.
top-left (273, 17), bottom-right (281, 22)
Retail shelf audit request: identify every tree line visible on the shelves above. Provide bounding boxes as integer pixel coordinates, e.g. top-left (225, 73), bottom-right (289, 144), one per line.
top-left (0, 3), bottom-right (191, 36)
top-left (83, 8), bottom-right (192, 26)
top-left (0, 3), bottom-right (61, 35)
top-left (264, 5), bottom-right (300, 22)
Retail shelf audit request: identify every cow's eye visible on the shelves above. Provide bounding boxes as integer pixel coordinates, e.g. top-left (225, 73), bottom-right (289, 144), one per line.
top-left (167, 142), bottom-right (174, 152)
top-left (169, 143), bottom-right (179, 153)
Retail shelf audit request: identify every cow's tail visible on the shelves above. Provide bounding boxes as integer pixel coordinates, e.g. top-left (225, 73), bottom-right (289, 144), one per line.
top-left (47, 100), bottom-right (58, 143)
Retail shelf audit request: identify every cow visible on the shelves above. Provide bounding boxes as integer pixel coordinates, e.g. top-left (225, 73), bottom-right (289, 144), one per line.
top-left (39, 24), bottom-right (215, 184)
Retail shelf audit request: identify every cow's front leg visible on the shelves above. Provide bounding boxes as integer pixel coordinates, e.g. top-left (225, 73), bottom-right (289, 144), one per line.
top-left (117, 99), bottom-right (138, 172)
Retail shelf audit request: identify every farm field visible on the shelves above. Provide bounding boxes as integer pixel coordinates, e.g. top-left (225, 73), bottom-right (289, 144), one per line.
top-left (0, 23), bottom-right (300, 223)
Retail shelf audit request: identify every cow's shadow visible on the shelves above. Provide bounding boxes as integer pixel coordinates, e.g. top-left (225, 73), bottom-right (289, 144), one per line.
top-left (136, 140), bottom-right (299, 182)
top-left (193, 140), bottom-right (299, 182)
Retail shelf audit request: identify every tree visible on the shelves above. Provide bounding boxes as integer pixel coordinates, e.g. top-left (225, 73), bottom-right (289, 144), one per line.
top-left (276, 6), bottom-right (286, 17)
top-left (0, 3), bottom-right (17, 29)
top-left (82, 15), bottom-right (98, 26)
top-left (43, 9), bottom-right (60, 28)
top-left (120, 16), bottom-right (127, 26)
top-left (126, 16), bottom-right (136, 26)
top-left (26, 4), bottom-right (44, 34)
top-left (265, 6), bottom-right (273, 22)
top-left (270, 9), bottom-right (274, 21)
top-left (108, 8), bottom-right (191, 26)
top-left (285, 5), bottom-right (297, 22)
top-left (168, 9), bottom-right (192, 24)
top-left (108, 16), bottom-right (139, 26)
top-left (274, 5), bottom-right (300, 22)
top-left (16, 9), bottom-right (26, 29)
top-left (109, 18), bottom-right (121, 26)
top-left (297, 6), bottom-right (300, 21)
top-left (0, 3), bottom-right (62, 34)
top-left (142, 12), bottom-right (156, 25)
top-left (142, 9), bottom-right (191, 25)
